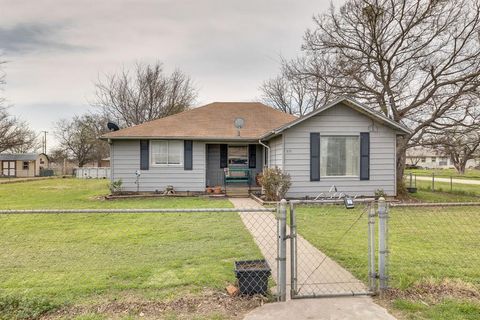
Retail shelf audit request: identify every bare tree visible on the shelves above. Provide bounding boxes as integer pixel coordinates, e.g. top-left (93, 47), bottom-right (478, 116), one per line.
top-left (54, 114), bottom-right (109, 167)
top-left (423, 96), bottom-right (480, 173)
top-left (436, 130), bottom-right (480, 174)
top-left (260, 57), bottom-right (331, 115)
top-left (0, 60), bottom-right (39, 153)
top-left (272, 0), bottom-right (480, 192)
top-left (92, 62), bottom-right (197, 127)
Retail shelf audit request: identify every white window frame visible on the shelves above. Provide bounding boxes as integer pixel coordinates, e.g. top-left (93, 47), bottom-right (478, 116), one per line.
top-left (320, 135), bottom-right (360, 179)
top-left (150, 140), bottom-right (184, 167)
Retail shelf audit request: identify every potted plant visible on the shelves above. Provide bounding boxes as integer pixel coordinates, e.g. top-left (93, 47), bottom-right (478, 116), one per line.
top-left (234, 259), bottom-right (271, 295)
top-left (214, 186), bottom-right (222, 194)
top-left (206, 186), bottom-right (213, 193)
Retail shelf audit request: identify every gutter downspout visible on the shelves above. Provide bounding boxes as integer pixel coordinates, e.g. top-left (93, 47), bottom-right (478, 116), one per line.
top-left (258, 139), bottom-right (270, 169)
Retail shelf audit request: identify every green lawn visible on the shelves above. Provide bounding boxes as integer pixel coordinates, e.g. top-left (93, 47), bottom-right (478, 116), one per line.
top-left (0, 178), bottom-right (230, 210)
top-left (405, 179), bottom-right (480, 200)
top-left (405, 168), bottom-right (480, 180)
top-left (295, 204), bottom-right (480, 320)
top-left (0, 179), bottom-right (263, 319)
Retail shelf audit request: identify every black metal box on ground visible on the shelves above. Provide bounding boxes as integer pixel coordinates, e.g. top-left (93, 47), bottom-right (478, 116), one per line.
top-left (234, 259), bottom-right (271, 295)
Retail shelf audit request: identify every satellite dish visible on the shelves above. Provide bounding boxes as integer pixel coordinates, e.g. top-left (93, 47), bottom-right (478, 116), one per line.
top-left (234, 118), bottom-right (245, 137)
top-left (234, 118), bottom-right (245, 129)
top-left (107, 122), bottom-right (120, 132)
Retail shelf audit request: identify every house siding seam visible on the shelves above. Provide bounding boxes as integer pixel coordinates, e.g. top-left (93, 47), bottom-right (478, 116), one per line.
top-left (111, 139), bottom-right (206, 192)
top-left (279, 103), bottom-right (397, 197)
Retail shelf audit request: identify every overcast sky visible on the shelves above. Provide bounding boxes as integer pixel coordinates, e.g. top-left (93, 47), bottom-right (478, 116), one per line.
top-left (1, 0), bottom-right (342, 149)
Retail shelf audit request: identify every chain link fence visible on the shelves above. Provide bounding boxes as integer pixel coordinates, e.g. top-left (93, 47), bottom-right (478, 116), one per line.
top-left (385, 204), bottom-right (480, 301)
top-left (289, 199), bottom-right (375, 298)
top-left (0, 204), bottom-right (283, 318)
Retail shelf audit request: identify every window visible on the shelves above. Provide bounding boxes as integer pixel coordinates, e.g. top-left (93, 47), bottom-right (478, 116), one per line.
top-left (320, 136), bottom-right (360, 177)
top-left (151, 140), bottom-right (183, 165)
top-left (23, 161), bottom-right (29, 170)
top-left (431, 157), bottom-right (436, 163)
top-left (228, 145), bottom-right (248, 166)
top-left (421, 157), bottom-right (426, 163)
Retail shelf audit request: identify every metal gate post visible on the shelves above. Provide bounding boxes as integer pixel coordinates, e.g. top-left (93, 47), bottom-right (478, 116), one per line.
top-left (368, 202), bottom-right (377, 293)
top-left (277, 199), bottom-right (287, 301)
top-left (378, 197), bottom-right (388, 294)
top-left (290, 201), bottom-right (298, 298)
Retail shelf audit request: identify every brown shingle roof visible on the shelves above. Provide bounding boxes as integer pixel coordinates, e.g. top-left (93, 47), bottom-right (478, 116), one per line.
top-left (102, 102), bottom-right (297, 140)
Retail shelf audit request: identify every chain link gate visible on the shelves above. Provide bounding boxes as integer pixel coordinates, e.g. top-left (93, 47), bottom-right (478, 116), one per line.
top-left (288, 199), bottom-right (377, 298)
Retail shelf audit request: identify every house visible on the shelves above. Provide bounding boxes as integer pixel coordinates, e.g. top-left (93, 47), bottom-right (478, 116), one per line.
top-left (0, 153), bottom-right (50, 178)
top-left (406, 147), bottom-right (479, 169)
top-left (102, 97), bottom-right (411, 197)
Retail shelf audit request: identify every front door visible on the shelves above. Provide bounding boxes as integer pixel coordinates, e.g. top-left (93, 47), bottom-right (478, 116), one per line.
top-left (2, 161), bottom-right (16, 177)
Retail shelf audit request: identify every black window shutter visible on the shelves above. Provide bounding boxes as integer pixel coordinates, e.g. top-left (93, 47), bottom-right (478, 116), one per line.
top-left (248, 144), bottom-right (256, 168)
top-left (184, 140), bottom-right (193, 170)
top-left (220, 144), bottom-right (228, 168)
top-left (140, 140), bottom-right (149, 170)
top-left (360, 132), bottom-right (370, 180)
top-left (310, 133), bottom-right (320, 181)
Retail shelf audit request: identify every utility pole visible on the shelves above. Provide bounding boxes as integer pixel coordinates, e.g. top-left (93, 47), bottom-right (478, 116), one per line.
top-left (41, 131), bottom-right (48, 154)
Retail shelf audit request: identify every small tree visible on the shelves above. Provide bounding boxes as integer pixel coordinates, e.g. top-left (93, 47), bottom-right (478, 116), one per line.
top-left (258, 167), bottom-right (292, 201)
top-left (54, 114), bottom-right (109, 167)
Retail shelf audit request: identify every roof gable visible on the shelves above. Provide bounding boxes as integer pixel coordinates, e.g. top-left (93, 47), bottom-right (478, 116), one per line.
top-left (260, 97), bottom-right (412, 139)
top-left (102, 102), bottom-right (297, 140)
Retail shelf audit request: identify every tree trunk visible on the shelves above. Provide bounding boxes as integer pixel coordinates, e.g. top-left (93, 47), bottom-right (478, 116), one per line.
top-left (396, 136), bottom-right (408, 196)
top-left (454, 161), bottom-right (467, 175)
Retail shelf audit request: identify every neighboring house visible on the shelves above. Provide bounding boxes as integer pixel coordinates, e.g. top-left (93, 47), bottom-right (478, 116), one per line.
top-left (102, 97), bottom-right (411, 197)
top-left (406, 147), bottom-right (479, 169)
top-left (0, 153), bottom-right (50, 178)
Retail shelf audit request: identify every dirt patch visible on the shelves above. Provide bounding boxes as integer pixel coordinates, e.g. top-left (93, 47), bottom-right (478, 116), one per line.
top-left (42, 290), bottom-right (268, 320)
top-left (382, 279), bottom-right (480, 304)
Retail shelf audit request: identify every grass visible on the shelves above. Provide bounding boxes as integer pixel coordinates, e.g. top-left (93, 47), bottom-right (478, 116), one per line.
top-left (294, 204), bottom-right (480, 319)
top-left (0, 178), bottom-right (229, 210)
top-left (405, 179), bottom-right (480, 201)
top-left (405, 168), bottom-right (480, 180)
top-left (0, 179), bottom-right (263, 319)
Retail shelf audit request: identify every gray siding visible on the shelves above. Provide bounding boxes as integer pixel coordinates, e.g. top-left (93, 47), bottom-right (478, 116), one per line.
top-left (277, 103), bottom-right (397, 197)
top-left (111, 140), bottom-right (206, 192)
top-left (268, 135), bottom-right (283, 169)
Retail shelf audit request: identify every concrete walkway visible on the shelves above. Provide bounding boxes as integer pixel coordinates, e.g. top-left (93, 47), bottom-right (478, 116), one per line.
top-left (229, 198), bottom-right (395, 320)
top-left (414, 175), bottom-right (480, 185)
top-left (243, 297), bottom-right (395, 320)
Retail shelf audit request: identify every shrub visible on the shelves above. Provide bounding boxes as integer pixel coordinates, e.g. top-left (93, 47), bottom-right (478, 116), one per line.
top-left (258, 167), bottom-right (291, 201)
top-left (108, 179), bottom-right (123, 194)
top-left (375, 188), bottom-right (387, 199)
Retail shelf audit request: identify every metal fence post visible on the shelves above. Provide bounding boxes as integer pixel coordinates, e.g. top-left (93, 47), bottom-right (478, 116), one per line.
top-left (378, 197), bottom-right (388, 294)
top-left (432, 173), bottom-right (435, 192)
top-left (368, 202), bottom-right (377, 293)
top-left (289, 201), bottom-right (298, 298)
top-left (277, 199), bottom-right (287, 301)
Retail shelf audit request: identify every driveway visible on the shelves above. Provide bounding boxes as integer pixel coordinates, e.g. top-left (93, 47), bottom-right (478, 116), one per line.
top-left (229, 198), bottom-right (395, 320)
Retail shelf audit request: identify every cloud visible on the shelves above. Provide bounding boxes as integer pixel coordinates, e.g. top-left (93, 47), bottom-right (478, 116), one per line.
top-left (0, 23), bottom-right (86, 55)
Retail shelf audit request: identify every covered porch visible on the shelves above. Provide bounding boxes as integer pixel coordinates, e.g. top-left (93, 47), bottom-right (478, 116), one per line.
top-left (205, 143), bottom-right (266, 193)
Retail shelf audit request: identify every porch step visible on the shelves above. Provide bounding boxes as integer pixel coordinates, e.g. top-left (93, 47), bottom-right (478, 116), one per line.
top-left (225, 186), bottom-right (251, 197)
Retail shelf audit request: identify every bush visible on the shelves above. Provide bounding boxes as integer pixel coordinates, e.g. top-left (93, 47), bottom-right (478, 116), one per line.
top-left (108, 179), bottom-right (123, 194)
top-left (258, 167), bottom-right (291, 201)
top-left (374, 188), bottom-right (387, 199)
